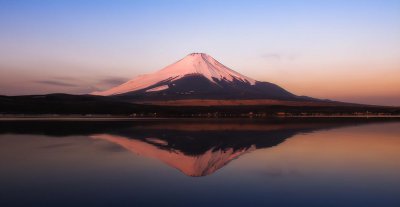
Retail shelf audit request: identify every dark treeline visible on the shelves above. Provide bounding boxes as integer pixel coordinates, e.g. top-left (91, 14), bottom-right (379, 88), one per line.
top-left (0, 94), bottom-right (399, 117)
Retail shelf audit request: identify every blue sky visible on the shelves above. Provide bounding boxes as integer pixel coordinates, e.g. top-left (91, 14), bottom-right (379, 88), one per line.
top-left (0, 0), bottom-right (399, 105)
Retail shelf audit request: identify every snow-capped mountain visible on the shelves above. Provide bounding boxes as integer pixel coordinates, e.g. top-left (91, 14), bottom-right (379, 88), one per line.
top-left (92, 53), bottom-right (309, 101)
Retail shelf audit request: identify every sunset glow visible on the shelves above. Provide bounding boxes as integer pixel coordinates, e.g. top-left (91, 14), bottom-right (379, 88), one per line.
top-left (0, 0), bottom-right (399, 105)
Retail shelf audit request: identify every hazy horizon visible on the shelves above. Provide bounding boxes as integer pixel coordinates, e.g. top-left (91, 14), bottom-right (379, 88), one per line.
top-left (0, 0), bottom-right (399, 106)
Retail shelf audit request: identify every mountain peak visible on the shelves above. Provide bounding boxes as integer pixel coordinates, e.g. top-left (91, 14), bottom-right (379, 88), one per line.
top-left (92, 53), bottom-right (256, 96)
top-left (188, 52), bottom-right (207, 56)
top-left (186, 53), bottom-right (212, 59)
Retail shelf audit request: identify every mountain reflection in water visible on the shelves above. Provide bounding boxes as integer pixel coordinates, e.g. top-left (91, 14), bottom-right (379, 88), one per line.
top-left (1, 119), bottom-right (400, 207)
top-left (1, 119), bottom-right (395, 177)
top-left (92, 134), bottom-right (256, 177)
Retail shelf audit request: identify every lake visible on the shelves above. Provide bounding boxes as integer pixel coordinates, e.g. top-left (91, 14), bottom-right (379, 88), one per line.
top-left (0, 119), bottom-right (399, 207)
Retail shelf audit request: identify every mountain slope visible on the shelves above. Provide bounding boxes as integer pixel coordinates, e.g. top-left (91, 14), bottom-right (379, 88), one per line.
top-left (92, 53), bottom-right (306, 102)
top-left (92, 53), bottom-right (256, 96)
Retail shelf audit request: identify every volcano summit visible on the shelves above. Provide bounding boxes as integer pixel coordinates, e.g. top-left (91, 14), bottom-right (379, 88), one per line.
top-left (92, 53), bottom-right (311, 102)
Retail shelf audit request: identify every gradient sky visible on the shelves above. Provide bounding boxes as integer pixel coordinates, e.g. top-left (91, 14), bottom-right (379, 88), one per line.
top-left (0, 0), bottom-right (399, 105)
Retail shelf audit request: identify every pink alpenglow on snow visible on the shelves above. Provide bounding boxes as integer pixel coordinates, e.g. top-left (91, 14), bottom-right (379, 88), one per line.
top-left (91, 53), bottom-right (256, 96)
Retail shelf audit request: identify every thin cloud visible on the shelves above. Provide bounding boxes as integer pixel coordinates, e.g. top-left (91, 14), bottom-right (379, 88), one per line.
top-left (261, 53), bottom-right (282, 60)
top-left (99, 77), bottom-right (129, 86)
top-left (35, 80), bottom-right (78, 87)
top-left (39, 143), bottom-right (74, 149)
top-left (53, 76), bottom-right (78, 81)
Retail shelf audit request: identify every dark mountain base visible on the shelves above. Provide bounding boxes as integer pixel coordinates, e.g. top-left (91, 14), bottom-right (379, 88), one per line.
top-left (114, 75), bottom-right (305, 101)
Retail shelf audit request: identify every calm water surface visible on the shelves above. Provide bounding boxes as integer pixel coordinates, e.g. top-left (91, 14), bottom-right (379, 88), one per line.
top-left (0, 120), bottom-right (399, 207)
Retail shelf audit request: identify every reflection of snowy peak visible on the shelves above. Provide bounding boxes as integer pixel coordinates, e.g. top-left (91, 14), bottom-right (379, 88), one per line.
top-left (92, 134), bottom-right (255, 177)
top-left (91, 53), bottom-right (302, 101)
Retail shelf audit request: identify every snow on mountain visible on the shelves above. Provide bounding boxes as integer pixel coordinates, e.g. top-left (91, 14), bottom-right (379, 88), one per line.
top-left (145, 85), bottom-right (169, 92)
top-left (92, 53), bottom-right (256, 96)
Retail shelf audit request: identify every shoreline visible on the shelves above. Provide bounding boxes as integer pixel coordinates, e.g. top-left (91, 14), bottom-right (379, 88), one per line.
top-left (1, 115), bottom-right (400, 121)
